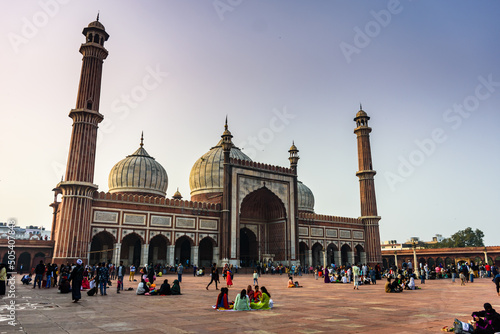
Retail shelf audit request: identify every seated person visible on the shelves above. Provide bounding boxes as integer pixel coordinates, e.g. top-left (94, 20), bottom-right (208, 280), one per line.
top-left (21, 275), bottom-right (32, 285)
top-left (215, 287), bottom-right (231, 309)
top-left (250, 286), bottom-right (271, 310)
top-left (385, 277), bottom-right (393, 293)
top-left (341, 275), bottom-right (348, 284)
top-left (158, 279), bottom-right (171, 295)
top-left (253, 285), bottom-right (262, 302)
top-left (81, 276), bottom-right (90, 290)
top-left (234, 289), bottom-right (251, 311)
top-left (407, 276), bottom-right (416, 290)
top-left (170, 279), bottom-right (181, 295)
top-left (247, 285), bottom-right (255, 302)
top-left (59, 276), bottom-right (70, 294)
top-left (444, 303), bottom-right (500, 333)
top-left (288, 277), bottom-right (295, 288)
top-left (136, 278), bottom-right (147, 295)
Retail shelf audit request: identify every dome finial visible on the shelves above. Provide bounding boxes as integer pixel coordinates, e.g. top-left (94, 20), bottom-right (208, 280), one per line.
top-left (140, 131), bottom-right (144, 147)
top-left (96, 11), bottom-right (100, 22)
top-left (360, 103), bottom-right (363, 110)
top-left (225, 115), bottom-right (228, 131)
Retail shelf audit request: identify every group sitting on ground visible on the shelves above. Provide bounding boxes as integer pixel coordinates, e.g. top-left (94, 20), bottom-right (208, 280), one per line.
top-left (442, 303), bottom-right (500, 333)
top-left (136, 278), bottom-right (181, 296)
top-left (214, 286), bottom-right (272, 310)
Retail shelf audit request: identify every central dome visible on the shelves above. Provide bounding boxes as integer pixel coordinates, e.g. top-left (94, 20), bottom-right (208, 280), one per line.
top-left (189, 139), bottom-right (252, 200)
top-left (108, 139), bottom-right (168, 197)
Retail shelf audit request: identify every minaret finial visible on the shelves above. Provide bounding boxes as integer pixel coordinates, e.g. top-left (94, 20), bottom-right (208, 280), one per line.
top-left (140, 131), bottom-right (144, 147)
top-left (360, 103), bottom-right (363, 110)
top-left (96, 11), bottom-right (100, 22)
top-left (225, 115), bottom-right (228, 130)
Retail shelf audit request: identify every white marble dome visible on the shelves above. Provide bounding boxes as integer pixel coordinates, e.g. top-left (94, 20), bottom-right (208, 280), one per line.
top-left (189, 139), bottom-right (252, 197)
top-left (298, 180), bottom-right (315, 212)
top-left (108, 142), bottom-right (168, 197)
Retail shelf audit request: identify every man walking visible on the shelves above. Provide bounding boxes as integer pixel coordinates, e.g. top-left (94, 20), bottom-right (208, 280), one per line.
top-left (98, 262), bottom-right (109, 296)
top-left (352, 264), bottom-right (361, 290)
top-left (206, 263), bottom-right (219, 290)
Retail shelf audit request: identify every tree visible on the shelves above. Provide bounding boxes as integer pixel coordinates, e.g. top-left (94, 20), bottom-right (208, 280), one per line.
top-left (428, 227), bottom-right (484, 248)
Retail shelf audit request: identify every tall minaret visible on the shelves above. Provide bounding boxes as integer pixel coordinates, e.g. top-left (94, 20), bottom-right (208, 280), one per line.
top-left (354, 106), bottom-right (382, 267)
top-left (221, 117), bottom-right (233, 263)
top-left (52, 17), bottom-right (109, 264)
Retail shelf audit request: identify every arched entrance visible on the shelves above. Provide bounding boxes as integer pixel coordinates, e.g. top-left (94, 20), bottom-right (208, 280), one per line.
top-left (18, 252), bottom-right (31, 273)
top-left (341, 244), bottom-right (351, 266)
top-left (311, 242), bottom-right (323, 267)
top-left (240, 228), bottom-right (258, 267)
top-left (121, 233), bottom-right (143, 267)
top-left (90, 231), bottom-right (115, 265)
top-left (239, 186), bottom-right (287, 265)
top-left (148, 234), bottom-right (169, 265)
top-left (428, 258), bottom-right (435, 268)
top-left (299, 242), bottom-right (309, 267)
top-left (326, 243), bottom-right (338, 266)
top-left (199, 237), bottom-right (215, 268)
top-left (175, 236), bottom-right (193, 266)
top-left (354, 245), bottom-right (364, 265)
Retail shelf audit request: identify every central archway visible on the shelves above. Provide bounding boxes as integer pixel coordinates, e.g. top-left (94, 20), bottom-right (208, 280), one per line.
top-left (239, 186), bottom-right (287, 266)
top-left (90, 231), bottom-right (115, 265)
top-left (175, 236), bottom-right (193, 266)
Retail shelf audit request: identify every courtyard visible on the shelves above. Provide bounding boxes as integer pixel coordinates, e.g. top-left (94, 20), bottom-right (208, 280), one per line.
top-left (0, 273), bottom-right (498, 333)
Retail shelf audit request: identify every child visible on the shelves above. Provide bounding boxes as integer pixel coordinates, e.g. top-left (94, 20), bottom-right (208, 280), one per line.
top-left (460, 272), bottom-right (466, 286)
top-left (253, 270), bottom-right (258, 286)
top-left (117, 275), bottom-right (123, 293)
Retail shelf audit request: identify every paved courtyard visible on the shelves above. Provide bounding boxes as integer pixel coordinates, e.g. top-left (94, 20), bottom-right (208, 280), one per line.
top-left (0, 273), bottom-right (498, 333)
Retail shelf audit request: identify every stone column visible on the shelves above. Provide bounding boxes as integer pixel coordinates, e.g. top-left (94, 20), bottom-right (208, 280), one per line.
top-left (322, 250), bottom-right (326, 268)
top-left (334, 251), bottom-right (341, 266)
top-left (191, 245), bottom-right (199, 267)
top-left (213, 247), bottom-right (220, 266)
top-left (113, 243), bottom-right (121, 266)
top-left (361, 251), bottom-right (367, 265)
top-left (167, 245), bottom-right (175, 266)
top-left (140, 243), bottom-right (149, 267)
top-left (348, 251), bottom-right (354, 265)
top-left (307, 250), bottom-right (312, 268)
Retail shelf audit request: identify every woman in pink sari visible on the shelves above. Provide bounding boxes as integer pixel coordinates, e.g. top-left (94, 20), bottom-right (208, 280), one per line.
top-left (226, 269), bottom-right (233, 287)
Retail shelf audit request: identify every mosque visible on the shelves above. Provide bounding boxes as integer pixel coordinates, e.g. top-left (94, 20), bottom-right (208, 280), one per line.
top-left (50, 18), bottom-right (382, 269)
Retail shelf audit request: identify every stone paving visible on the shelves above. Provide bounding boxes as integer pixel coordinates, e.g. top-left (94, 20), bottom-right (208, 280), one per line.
top-left (0, 273), bottom-right (499, 333)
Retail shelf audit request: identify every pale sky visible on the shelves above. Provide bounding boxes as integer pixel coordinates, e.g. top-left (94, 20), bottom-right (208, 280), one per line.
top-left (1, 1), bottom-right (499, 246)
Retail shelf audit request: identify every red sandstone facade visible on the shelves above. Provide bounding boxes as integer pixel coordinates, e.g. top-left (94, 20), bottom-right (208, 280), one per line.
top-left (48, 19), bottom-right (383, 268)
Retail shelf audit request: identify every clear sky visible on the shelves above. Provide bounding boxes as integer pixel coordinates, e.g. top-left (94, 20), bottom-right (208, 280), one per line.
top-left (1, 1), bottom-right (499, 246)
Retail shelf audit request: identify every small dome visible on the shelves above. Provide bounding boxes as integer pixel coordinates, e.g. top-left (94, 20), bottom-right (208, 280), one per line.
top-left (108, 142), bottom-right (167, 197)
top-left (356, 109), bottom-right (367, 118)
top-left (189, 139), bottom-right (252, 197)
top-left (297, 180), bottom-right (315, 212)
top-left (172, 188), bottom-right (183, 200)
top-left (88, 20), bottom-right (105, 30)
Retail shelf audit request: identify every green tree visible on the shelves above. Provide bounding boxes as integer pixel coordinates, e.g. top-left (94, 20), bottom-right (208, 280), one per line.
top-left (428, 227), bottom-right (484, 248)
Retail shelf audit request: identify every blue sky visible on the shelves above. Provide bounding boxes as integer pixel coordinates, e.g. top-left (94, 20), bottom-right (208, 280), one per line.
top-left (1, 0), bottom-right (499, 245)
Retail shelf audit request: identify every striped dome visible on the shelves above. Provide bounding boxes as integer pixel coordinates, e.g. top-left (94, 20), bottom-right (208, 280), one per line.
top-left (189, 139), bottom-right (252, 197)
top-left (108, 144), bottom-right (168, 197)
top-left (297, 180), bottom-right (315, 212)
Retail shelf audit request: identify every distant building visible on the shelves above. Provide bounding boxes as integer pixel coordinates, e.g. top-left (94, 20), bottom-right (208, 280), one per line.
top-left (0, 222), bottom-right (50, 240)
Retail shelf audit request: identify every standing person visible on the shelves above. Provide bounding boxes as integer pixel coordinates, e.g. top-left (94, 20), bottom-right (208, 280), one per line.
top-left (116, 261), bottom-right (125, 293)
top-left (493, 273), bottom-right (500, 297)
top-left (129, 264), bottom-right (136, 282)
top-left (193, 264), bottom-right (197, 277)
top-left (226, 268), bottom-right (233, 288)
top-left (45, 263), bottom-right (52, 288)
top-left (177, 263), bottom-right (183, 283)
top-left (324, 267), bottom-right (329, 283)
top-left (98, 262), bottom-right (109, 296)
top-left (33, 260), bottom-right (45, 289)
top-left (253, 270), bottom-right (259, 286)
top-left (0, 263), bottom-right (6, 296)
top-left (314, 267), bottom-right (318, 280)
top-left (352, 264), bottom-right (360, 290)
top-left (206, 263), bottom-right (219, 290)
top-left (68, 259), bottom-right (84, 303)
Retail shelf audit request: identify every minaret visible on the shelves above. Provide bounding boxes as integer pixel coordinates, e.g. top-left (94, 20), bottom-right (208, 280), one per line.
top-left (288, 141), bottom-right (300, 265)
top-left (52, 17), bottom-right (109, 264)
top-left (354, 106), bottom-right (382, 267)
top-left (221, 117), bottom-right (233, 263)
